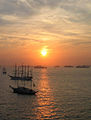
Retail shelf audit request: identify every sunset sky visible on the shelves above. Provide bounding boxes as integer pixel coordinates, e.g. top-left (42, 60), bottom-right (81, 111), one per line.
top-left (0, 0), bottom-right (91, 66)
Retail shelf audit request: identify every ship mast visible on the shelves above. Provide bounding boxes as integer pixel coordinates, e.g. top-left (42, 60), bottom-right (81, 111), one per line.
top-left (14, 64), bottom-right (17, 77)
top-left (14, 65), bottom-right (19, 87)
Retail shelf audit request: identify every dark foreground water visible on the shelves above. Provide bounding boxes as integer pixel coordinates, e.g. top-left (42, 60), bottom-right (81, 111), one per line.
top-left (0, 67), bottom-right (91, 120)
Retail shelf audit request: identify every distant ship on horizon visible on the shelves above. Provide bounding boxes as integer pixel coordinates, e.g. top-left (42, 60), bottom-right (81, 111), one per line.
top-left (34, 65), bottom-right (47, 69)
top-left (54, 65), bottom-right (60, 68)
top-left (76, 65), bottom-right (90, 68)
top-left (64, 65), bottom-right (74, 68)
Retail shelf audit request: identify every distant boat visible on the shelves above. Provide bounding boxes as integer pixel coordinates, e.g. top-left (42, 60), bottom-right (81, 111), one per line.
top-left (64, 65), bottom-right (74, 68)
top-left (34, 65), bottom-right (47, 69)
top-left (76, 65), bottom-right (90, 68)
top-left (2, 67), bottom-right (7, 74)
top-left (54, 66), bottom-right (60, 68)
top-left (9, 65), bottom-right (38, 95)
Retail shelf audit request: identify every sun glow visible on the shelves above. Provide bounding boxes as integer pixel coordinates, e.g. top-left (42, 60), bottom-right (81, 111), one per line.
top-left (41, 49), bottom-right (47, 56)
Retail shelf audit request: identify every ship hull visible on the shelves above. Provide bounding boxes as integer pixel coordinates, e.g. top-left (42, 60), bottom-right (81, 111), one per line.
top-left (9, 85), bottom-right (38, 95)
top-left (9, 75), bottom-right (32, 81)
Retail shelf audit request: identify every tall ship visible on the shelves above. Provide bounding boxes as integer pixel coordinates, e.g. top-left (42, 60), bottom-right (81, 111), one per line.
top-left (9, 65), bottom-right (38, 95)
top-left (9, 65), bottom-right (32, 81)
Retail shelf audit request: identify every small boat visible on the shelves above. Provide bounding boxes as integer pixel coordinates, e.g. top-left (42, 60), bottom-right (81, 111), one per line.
top-left (9, 65), bottom-right (38, 95)
top-left (2, 67), bottom-right (7, 74)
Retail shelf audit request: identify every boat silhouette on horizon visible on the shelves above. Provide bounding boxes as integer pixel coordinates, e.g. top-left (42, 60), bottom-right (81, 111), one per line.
top-left (76, 65), bottom-right (90, 68)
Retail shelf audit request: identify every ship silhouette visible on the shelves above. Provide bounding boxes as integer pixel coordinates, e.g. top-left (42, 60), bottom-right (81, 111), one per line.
top-left (9, 65), bottom-right (38, 95)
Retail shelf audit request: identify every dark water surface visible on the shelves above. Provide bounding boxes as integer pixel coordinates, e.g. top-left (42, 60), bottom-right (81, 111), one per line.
top-left (0, 67), bottom-right (91, 120)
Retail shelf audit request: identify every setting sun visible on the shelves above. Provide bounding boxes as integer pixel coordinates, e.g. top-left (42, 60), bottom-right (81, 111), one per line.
top-left (41, 49), bottom-right (47, 56)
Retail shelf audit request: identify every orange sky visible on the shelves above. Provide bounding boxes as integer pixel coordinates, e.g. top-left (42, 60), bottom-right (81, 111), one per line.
top-left (0, 0), bottom-right (91, 66)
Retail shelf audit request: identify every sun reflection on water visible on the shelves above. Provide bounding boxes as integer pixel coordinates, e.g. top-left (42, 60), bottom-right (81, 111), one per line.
top-left (35, 69), bottom-right (58, 119)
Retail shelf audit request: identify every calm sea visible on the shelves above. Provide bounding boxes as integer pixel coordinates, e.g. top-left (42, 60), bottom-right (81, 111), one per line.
top-left (0, 67), bottom-right (91, 120)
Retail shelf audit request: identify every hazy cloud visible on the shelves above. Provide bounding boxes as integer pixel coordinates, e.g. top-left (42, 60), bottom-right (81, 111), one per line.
top-left (0, 0), bottom-right (91, 24)
top-left (0, 0), bottom-right (91, 48)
